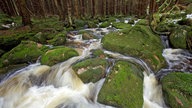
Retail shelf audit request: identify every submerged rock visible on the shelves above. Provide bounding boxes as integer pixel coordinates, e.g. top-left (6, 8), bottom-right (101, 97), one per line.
top-left (82, 32), bottom-right (95, 40)
top-left (98, 61), bottom-right (143, 108)
top-left (161, 72), bottom-right (192, 108)
top-left (41, 46), bottom-right (79, 66)
top-left (72, 58), bottom-right (107, 83)
top-left (102, 25), bottom-right (166, 71)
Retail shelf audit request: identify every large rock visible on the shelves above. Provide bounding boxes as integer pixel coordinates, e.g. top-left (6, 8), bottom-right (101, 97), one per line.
top-left (72, 58), bottom-right (107, 83)
top-left (0, 41), bottom-right (49, 68)
top-left (169, 26), bottom-right (190, 49)
top-left (41, 46), bottom-right (79, 66)
top-left (98, 61), bottom-right (143, 108)
top-left (47, 31), bottom-right (67, 46)
top-left (102, 25), bottom-right (166, 71)
top-left (161, 72), bottom-right (192, 108)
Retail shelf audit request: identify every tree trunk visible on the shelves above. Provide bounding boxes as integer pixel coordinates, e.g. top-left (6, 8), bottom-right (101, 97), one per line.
top-left (16, 0), bottom-right (31, 26)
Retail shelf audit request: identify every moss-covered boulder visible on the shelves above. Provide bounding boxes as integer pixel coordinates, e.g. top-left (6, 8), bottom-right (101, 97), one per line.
top-left (41, 46), bottom-right (78, 66)
top-left (102, 25), bottom-right (165, 71)
top-left (169, 26), bottom-right (189, 49)
top-left (72, 58), bottom-right (107, 83)
top-left (47, 31), bottom-right (67, 46)
top-left (98, 61), bottom-right (143, 108)
top-left (161, 72), bottom-right (192, 108)
top-left (112, 22), bottom-right (132, 29)
top-left (0, 41), bottom-right (49, 68)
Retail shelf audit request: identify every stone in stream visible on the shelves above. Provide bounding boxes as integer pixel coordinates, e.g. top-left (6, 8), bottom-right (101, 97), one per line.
top-left (72, 58), bottom-right (107, 83)
top-left (98, 60), bottom-right (143, 108)
top-left (0, 41), bottom-right (49, 68)
top-left (161, 72), bottom-right (192, 108)
top-left (102, 25), bottom-right (166, 71)
top-left (41, 46), bottom-right (79, 66)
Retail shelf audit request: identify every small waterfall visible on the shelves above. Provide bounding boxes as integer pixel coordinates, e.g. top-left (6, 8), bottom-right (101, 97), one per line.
top-left (143, 72), bottom-right (167, 108)
top-left (103, 51), bottom-right (166, 108)
top-left (160, 35), bottom-right (170, 48)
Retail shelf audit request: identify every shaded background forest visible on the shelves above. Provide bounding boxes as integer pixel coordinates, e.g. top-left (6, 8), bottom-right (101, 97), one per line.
top-left (0, 0), bottom-right (190, 26)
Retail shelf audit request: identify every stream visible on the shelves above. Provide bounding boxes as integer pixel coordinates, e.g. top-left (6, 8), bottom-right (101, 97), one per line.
top-left (0, 26), bottom-right (191, 108)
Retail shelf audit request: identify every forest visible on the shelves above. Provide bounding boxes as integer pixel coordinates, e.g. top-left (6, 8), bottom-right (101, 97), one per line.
top-left (0, 0), bottom-right (192, 108)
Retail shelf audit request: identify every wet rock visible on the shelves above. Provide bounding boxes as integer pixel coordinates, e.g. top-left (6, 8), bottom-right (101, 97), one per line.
top-left (41, 46), bottom-right (79, 66)
top-left (161, 72), bottom-right (192, 108)
top-left (0, 63), bottom-right (27, 75)
top-left (102, 25), bottom-right (166, 71)
top-left (169, 26), bottom-right (190, 49)
top-left (82, 32), bottom-right (95, 40)
top-left (0, 41), bottom-right (49, 68)
top-left (72, 58), bottom-right (107, 83)
top-left (98, 61), bottom-right (143, 108)
top-left (47, 31), bottom-right (67, 46)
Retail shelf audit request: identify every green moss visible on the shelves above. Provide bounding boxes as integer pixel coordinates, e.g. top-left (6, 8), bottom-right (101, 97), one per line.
top-left (136, 19), bottom-right (149, 26)
top-left (98, 61), bottom-right (143, 108)
top-left (47, 31), bottom-right (67, 46)
top-left (162, 72), bottom-right (192, 108)
top-left (100, 21), bottom-right (111, 28)
top-left (72, 58), bottom-right (107, 71)
top-left (112, 22), bottom-right (132, 29)
top-left (0, 41), bottom-right (49, 67)
top-left (102, 25), bottom-right (165, 71)
top-left (41, 47), bottom-right (78, 66)
top-left (0, 31), bottom-right (37, 51)
top-left (32, 16), bottom-right (64, 31)
top-left (91, 49), bottom-right (105, 57)
top-left (72, 58), bottom-right (107, 83)
top-left (169, 26), bottom-right (189, 49)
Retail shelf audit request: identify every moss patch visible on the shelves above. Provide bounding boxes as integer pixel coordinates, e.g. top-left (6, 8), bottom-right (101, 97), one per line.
top-left (162, 72), bottom-right (192, 108)
top-left (41, 46), bottom-right (78, 66)
top-left (72, 58), bottom-right (107, 83)
top-left (0, 41), bottom-right (49, 68)
top-left (47, 31), bottom-right (67, 46)
top-left (102, 25), bottom-right (165, 71)
top-left (98, 61), bottom-right (143, 108)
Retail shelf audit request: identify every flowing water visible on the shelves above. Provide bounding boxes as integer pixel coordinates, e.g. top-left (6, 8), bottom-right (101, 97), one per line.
top-left (0, 27), bottom-right (191, 108)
